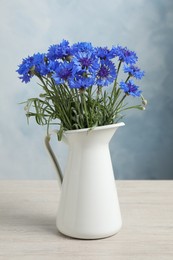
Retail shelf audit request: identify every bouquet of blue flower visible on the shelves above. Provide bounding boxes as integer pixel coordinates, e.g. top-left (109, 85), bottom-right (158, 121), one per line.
top-left (17, 40), bottom-right (147, 140)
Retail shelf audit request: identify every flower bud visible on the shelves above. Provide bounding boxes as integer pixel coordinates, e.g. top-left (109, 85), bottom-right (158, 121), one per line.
top-left (79, 87), bottom-right (85, 93)
top-left (29, 66), bottom-right (35, 76)
top-left (66, 55), bottom-right (72, 62)
top-left (39, 93), bottom-right (47, 98)
top-left (24, 105), bottom-right (28, 111)
top-left (142, 99), bottom-right (148, 106)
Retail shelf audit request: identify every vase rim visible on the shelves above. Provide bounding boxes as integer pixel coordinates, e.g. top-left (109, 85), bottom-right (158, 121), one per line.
top-left (64, 122), bottom-right (125, 134)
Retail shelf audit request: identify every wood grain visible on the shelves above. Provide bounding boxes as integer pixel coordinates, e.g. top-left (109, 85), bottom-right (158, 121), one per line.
top-left (0, 181), bottom-right (173, 260)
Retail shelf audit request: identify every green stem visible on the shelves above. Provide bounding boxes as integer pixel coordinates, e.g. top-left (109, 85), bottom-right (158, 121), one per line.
top-left (125, 75), bottom-right (131, 83)
top-left (121, 104), bottom-right (145, 111)
top-left (110, 61), bottom-right (122, 102)
top-left (82, 92), bottom-right (89, 127)
top-left (114, 94), bottom-right (126, 112)
top-left (114, 61), bottom-right (122, 87)
top-left (38, 76), bottom-right (54, 98)
top-left (74, 88), bottom-right (83, 126)
top-left (117, 61), bottom-right (122, 77)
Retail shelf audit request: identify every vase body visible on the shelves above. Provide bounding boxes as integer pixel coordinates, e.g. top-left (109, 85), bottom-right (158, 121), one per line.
top-left (55, 123), bottom-right (124, 239)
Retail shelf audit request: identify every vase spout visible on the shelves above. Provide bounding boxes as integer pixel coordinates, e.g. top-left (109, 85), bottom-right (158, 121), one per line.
top-left (63, 122), bottom-right (125, 146)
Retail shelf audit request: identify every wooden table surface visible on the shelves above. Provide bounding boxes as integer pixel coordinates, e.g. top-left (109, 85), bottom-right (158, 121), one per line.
top-left (0, 181), bottom-right (172, 260)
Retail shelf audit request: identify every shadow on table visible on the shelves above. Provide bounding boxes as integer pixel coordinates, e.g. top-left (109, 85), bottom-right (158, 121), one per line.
top-left (0, 198), bottom-right (70, 240)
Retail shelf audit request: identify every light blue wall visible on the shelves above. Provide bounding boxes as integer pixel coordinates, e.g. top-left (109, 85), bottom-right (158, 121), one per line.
top-left (0, 0), bottom-right (173, 179)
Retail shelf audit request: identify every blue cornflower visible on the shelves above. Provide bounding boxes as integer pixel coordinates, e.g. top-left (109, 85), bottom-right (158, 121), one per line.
top-left (96, 60), bottom-right (116, 86)
top-left (113, 46), bottom-right (138, 64)
top-left (47, 39), bottom-right (72, 61)
top-left (72, 42), bottom-right (94, 53)
top-left (17, 53), bottom-right (50, 83)
top-left (124, 65), bottom-right (145, 79)
top-left (96, 47), bottom-right (116, 60)
top-left (32, 53), bottom-right (48, 76)
top-left (46, 60), bottom-right (59, 74)
top-left (120, 80), bottom-right (142, 97)
top-left (73, 51), bottom-right (99, 74)
top-left (68, 65), bottom-right (96, 89)
top-left (47, 45), bottom-right (58, 60)
top-left (52, 62), bottom-right (73, 84)
top-left (16, 55), bottom-right (35, 83)
top-left (69, 71), bottom-right (95, 89)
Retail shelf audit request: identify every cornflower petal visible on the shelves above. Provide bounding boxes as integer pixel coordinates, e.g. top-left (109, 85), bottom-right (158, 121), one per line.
top-left (96, 47), bottom-right (116, 60)
top-left (113, 46), bottom-right (138, 64)
top-left (16, 56), bottom-right (35, 83)
top-left (124, 65), bottom-right (145, 79)
top-left (47, 39), bottom-right (73, 61)
top-left (52, 62), bottom-right (73, 84)
top-left (96, 60), bottom-right (116, 86)
top-left (120, 80), bottom-right (142, 97)
top-left (72, 42), bottom-right (94, 53)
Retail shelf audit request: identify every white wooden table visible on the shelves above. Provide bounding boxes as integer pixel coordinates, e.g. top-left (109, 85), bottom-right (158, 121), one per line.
top-left (0, 181), bottom-right (172, 260)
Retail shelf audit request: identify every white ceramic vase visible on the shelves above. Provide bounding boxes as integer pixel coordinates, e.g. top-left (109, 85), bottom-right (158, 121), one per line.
top-left (45, 122), bottom-right (125, 239)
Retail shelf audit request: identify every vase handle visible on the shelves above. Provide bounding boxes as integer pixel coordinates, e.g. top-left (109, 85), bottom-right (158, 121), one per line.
top-left (44, 132), bottom-right (63, 187)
